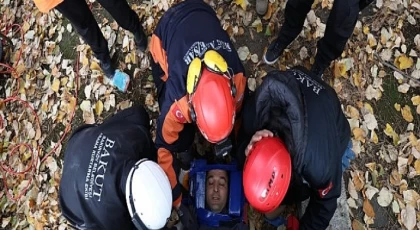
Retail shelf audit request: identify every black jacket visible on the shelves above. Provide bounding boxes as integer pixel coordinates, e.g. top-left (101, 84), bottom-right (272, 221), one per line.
top-left (59, 106), bottom-right (156, 230)
top-left (238, 67), bottom-right (350, 230)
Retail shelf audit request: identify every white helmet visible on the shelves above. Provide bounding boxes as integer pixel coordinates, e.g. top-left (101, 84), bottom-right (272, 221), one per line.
top-left (125, 159), bottom-right (172, 230)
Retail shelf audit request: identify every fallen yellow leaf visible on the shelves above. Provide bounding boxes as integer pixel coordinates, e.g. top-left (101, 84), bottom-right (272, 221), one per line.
top-left (394, 103), bottom-right (401, 111)
top-left (68, 96), bottom-right (77, 114)
top-left (353, 128), bottom-right (366, 142)
top-left (363, 25), bottom-right (370, 35)
top-left (82, 56), bottom-right (89, 68)
top-left (347, 105), bottom-right (360, 119)
top-left (334, 62), bottom-right (346, 78)
top-left (234, 0), bottom-right (248, 10)
top-left (371, 130), bottom-right (378, 144)
top-left (411, 95), bottom-right (420, 106)
top-left (90, 61), bottom-right (101, 71)
top-left (414, 160), bottom-right (420, 174)
top-left (408, 132), bottom-right (418, 147)
top-left (394, 55), bottom-right (414, 70)
top-left (384, 123), bottom-right (394, 137)
top-left (363, 198), bottom-right (375, 218)
top-left (95, 100), bottom-right (104, 116)
top-left (52, 78), bottom-right (60, 93)
top-left (364, 103), bottom-right (374, 114)
top-left (401, 105), bottom-right (414, 122)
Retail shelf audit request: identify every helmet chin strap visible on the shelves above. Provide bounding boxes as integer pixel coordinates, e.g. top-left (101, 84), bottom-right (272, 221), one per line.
top-left (128, 159), bottom-right (149, 230)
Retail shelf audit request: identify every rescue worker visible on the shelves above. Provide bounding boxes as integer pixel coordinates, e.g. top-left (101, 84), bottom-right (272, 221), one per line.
top-left (33, 0), bottom-right (147, 92)
top-left (150, 0), bottom-right (247, 211)
top-left (239, 67), bottom-right (354, 229)
top-left (262, 0), bottom-right (374, 77)
top-left (59, 106), bottom-right (173, 229)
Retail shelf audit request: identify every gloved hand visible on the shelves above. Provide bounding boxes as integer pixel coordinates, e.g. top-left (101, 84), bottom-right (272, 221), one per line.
top-left (342, 141), bottom-right (355, 171)
top-left (177, 204), bottom-right (198, 230)
top-left (286, 215), bottom-right (299, 230)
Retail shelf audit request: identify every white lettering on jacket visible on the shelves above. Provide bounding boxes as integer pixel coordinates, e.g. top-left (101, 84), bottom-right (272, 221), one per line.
top-left (183, 40), bottom-right (232, 65)
top-left (84, 134), bottom-right (115, 202)
top-left (291, 70), bottom-right (325, 95)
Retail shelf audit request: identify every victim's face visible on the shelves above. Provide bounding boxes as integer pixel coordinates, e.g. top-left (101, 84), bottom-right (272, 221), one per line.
top-left (205, 169), bottom-right (228, 213)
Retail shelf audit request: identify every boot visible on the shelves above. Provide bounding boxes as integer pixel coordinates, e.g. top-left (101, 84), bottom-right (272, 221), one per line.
top-left (133, 25), bottom-right (147, 52)
top-left (256, 0), bottom-right (269, 16)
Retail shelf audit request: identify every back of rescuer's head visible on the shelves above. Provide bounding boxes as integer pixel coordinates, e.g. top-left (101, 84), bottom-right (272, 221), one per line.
top-left (242, 136), bottom-right (292, 214)
top-left (125, 159), bottom-right (172, 229)
top-left (187, 50), bottom-right (237, 158)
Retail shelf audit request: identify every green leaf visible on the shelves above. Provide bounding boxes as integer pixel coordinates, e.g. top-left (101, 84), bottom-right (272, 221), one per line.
top-left (265, 25), bottom-right (271, 36)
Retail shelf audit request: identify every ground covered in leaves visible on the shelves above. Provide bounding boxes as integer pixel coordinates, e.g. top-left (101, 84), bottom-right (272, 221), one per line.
top-left (1, 0), bottom-right (419, 229)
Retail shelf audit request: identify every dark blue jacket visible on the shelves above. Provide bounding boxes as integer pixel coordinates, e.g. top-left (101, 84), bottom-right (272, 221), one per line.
top-left (238, 67), bottom-right (350, 230)
top-left (59, 106), bottom-right (156, 230)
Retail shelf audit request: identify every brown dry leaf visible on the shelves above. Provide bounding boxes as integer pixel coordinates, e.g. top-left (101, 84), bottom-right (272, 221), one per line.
top-left (400, 179), bottom-right (408, 194)
top-left (390, 169), bottom-right (401, 186)
top-left (352, 171), bottom-right (365, 191)
top-left (51, 78), bottom-right (60, 93)
top-left (401, 105), bottom-right (414, 122)
top-left (352, 219), bottom-right (365, 230)
top-left (353, 128), bottom-right (366, 142)
top-left (263, 3), bottom-right (273, 20)
top-left (95, 100), bottom-right (104, 116)
top-left (394, 55), bottom-right (414, 70)
top-left (363, 198), bottom-right (375, 218)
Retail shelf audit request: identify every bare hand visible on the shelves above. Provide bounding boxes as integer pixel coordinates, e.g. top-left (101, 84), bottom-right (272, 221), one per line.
top-left (245, 129), bottom-right (274, 156)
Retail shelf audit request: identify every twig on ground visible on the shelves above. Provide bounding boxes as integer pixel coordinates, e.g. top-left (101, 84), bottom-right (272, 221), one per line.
top-left (373, 52), bottom-right (420, 85)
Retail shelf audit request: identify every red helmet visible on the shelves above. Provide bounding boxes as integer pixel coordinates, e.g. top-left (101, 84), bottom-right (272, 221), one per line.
top-left (190, 68), bottom-right (235, 143)
top-left (243, 137), bottom-right (292, 213)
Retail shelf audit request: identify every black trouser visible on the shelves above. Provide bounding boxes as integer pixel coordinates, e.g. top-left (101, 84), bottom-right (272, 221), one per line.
top-left (55, 0), bottom-right (140, 63)
top-left (276, 0), bottom-right (361, 70)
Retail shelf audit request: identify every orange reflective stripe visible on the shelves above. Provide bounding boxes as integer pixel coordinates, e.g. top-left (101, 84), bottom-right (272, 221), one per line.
top-left (150, 34), bottom-right (169, 82)
top-left (157, 147), bottom-right (177, 188)
top-left (233, 72), bottom-right (246, 112)
top-left (173, 195), bottom-right (182, 208)
top-left (162, 97), bottom-right (191, 144)
top-left (33, 0), bottom-right (63, 13)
